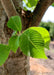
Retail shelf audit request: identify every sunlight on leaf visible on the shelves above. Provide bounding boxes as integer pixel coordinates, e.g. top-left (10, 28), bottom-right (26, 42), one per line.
top-left (19, 27), bottom-right (48, 59)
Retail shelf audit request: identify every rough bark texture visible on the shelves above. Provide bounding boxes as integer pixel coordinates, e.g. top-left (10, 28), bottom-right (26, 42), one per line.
top-left (0, 0), bottom-right (30, 75)
top-left (0, 0), bottom-right (18, 18)
top-left (0, 1), bottom-right (6, 75)
top-left (3, 50), bottom-right (30, 75)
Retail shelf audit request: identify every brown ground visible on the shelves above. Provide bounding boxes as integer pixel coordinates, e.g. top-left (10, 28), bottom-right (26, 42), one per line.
top-left (30, 41), bottom-right (54, 75)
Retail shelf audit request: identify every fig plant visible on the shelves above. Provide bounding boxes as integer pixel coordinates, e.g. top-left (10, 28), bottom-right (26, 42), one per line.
top-left (0, 16), bottom-right (50, 66)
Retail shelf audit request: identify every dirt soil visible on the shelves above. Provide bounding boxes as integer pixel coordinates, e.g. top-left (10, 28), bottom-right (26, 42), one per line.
top-left (30, 41), bottom-right (54, 75)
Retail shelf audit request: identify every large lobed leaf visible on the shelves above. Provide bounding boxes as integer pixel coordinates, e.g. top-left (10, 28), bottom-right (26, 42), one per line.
top-left (19, 27), bottom-right (50, 59)
top-left (0, 44), bottom-right (10, 66)
top-left (7, 16), bottom-right (22, 32)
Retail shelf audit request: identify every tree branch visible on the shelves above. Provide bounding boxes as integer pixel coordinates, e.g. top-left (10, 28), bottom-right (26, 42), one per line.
top-left (13, 0), bottom-right (23, 9)
top-left (51, 0), bottom-right (54, 3)
top-left (31, 0), bottom-right (52, 27)
top-left (0, 0), bottom-right (18, 18)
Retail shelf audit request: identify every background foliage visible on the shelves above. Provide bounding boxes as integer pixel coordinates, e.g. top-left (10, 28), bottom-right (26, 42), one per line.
top-left (39, 22), bottom-right (54, 40)
top-left (23, 0), bottom-right (39, 11)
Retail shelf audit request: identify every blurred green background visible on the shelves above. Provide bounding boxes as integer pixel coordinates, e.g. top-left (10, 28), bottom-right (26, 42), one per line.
top-left (39, 22), bottom-right (54, 41)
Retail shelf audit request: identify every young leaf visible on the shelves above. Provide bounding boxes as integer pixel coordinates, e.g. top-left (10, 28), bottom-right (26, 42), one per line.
top-left (12, 31), bottom-right (17, 36)
top-left (7, 16), bottom-right (22, 31)
top-left (23, 0), bottom-right (39, 11)
top-left (0, 44), bottom-right (10, 66)
top-left (27, 0), bottom-right (39, 7)
top-left (8, 35), bottom-right (19, 53)
top-left (19, 27), bottom-right (47, 59)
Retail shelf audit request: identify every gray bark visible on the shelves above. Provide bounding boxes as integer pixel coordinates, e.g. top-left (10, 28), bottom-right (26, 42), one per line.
top-left (0, 0), bottom-right (30, 75)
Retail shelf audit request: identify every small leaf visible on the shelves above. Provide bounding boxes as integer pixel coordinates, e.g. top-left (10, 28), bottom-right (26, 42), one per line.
top-left (23, 0), bottom-right (39, 11)
top-left (7, 16), bottom-right (22, 31)
top-left (12, 31), bottom-right (17, 36)
top-left (8, 35), bottom-right (19, 53)
top-left (0, 44), bottom-right (10, 66)
top-left (19, 27), bottom-right (47, 59)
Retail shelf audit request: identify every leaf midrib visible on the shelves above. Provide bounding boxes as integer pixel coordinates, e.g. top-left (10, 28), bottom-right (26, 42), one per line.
top-left (23, 33), bottom-right (45, 57)
top-left (24, 33), bottom-right (38, 50)
top-left (12, 18), bottom-right (19, 31)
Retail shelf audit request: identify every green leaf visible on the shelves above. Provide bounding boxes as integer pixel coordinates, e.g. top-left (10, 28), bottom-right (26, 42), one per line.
top-left (27, 0), bottom-right (39, 7)
top-left (12, 31), bottom-right (17, 36)
top-left (7, 16), bottom-right (22, 31)
top-left (19, 27), bottom-right (47, 59)
top-left (52, 3), bottom-right (54, 7)
top-left (8, 35), bottom-right (19, 53)
top-left (32, 27), bottom-right (50, 49)
top-left (23, 0), bottom-right (39, 11)
top-left (0, 44), bottom-right (10, 66)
